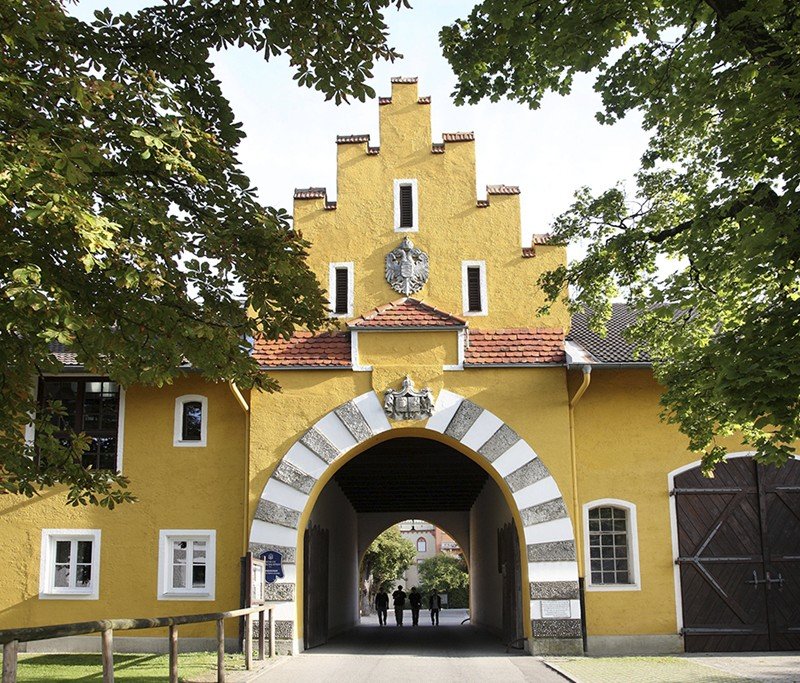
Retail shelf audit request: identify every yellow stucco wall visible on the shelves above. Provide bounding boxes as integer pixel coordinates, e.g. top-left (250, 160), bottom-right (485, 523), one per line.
top-left (0, 378), bottom-right (246, 638)
top-left (295, 79), bottom-right (569, 332)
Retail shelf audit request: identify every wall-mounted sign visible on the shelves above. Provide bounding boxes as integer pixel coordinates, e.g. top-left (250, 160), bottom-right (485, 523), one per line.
top-left (260, 550), bottom-right (284, 584)
top-left (540, 599), bottom-right (572, 619)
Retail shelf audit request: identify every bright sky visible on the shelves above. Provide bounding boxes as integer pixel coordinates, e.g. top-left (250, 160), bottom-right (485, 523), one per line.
top-left (70, 1), bottom-right (650, 251)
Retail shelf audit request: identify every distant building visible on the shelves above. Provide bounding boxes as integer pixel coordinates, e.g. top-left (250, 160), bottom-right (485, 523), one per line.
top-left (397, 519), bottom-right (461, 588)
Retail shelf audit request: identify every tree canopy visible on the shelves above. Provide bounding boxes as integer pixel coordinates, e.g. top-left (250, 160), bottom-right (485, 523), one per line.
top-left (442, 0), bottom-right (800, 471)
top-left (418, 553), bottom-right (469, 607)
top-left (0, 0), bottom-right (405, 505)
top-left (361, 527), bottom-right (416, 593)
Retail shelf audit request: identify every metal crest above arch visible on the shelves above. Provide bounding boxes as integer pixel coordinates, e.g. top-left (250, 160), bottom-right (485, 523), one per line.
top-left (248, 389), bottom-right (581, 653)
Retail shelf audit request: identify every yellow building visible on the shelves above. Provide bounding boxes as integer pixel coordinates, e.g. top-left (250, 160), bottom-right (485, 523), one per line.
top-left (2, 77), bottom-right (799, 657)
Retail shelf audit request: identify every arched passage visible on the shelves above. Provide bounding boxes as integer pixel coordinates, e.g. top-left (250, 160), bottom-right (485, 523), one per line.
top-left (248, 390), bottom-right (582, 654)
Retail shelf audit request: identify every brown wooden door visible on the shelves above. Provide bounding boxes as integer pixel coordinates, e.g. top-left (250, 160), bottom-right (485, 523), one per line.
top-left (674, 457), bottom-right (800, 652)
top-left (303, 524), bottom-right (329, 650)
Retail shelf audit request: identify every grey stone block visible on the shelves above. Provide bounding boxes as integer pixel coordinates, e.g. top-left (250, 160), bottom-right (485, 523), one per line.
top-left (531, 637), bottom-right (584, 656)
top-left (530, 581), bottom-right (580, 600)
top-left (249, 543), bottom-right (296, 564)
top-left (334, 401), bottom-right (373, 442)
top-left (443, 400), bottom-right (483, 441)
top-left (532, 618), bottom-right (583, 638)
top-left (527, 540), bottom-right (576, 562)
top-left (520, 498), bottom-right (568, 526)
top-left (272, 460), bottom-right (316, 495)
top-left (477, 423), bottom-right (521, 462)
top-left (300, 428), bottom-right (340, 463)
top-left (264, 582), bottom-right (295, 601)
top-left (255, 499), bottom-right (300, 529)
top-left (504, 458), bottom-right (550, 492)
top-left (275, 620), bottom-right (294, 640)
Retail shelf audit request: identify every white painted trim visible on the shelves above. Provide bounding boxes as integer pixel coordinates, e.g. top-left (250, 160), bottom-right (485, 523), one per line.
top-left (393, 179), bottom-right (419, 232)
top-left (263, 479), bottom-right (309, 513)
top-left (461, 260), bottom-right (488, 316)
top-left (116, 387), bottom-right (126, 473)
top-left (350, 331), bottom-right (372, 372)
top-left (157, 529), bottom-right (216, 601)
top-left (461, 411), bottom-right (504, 451)
top-left (25, 377), bottom-right (38, 446)
top-left (512, 477), bottom-right (561, 511)
top-left (328, 262), bottom-right (354, 318)
top-left (528, 561), bottom-right (579, 582)
top-left (524, 517), bottom-right (575, 545)
top-left (352, 391), bottom-right (390, 433)
top-left (583, 498), bottom-right (641, 592)
top-left (424, 390), bottom-right (464, 432)
top-left (443, 328), bottom-right (466, 371)
top-left (39, 529), bottom-right (101, 600)
top-left (565, 340), bottom-right (597, 364)
top-left (173, 394), bottom-right (208, 447)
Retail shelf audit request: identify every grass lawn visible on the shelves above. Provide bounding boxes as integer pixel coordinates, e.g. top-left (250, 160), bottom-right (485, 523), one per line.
top-left (13, 651), bottom-right (247, 682)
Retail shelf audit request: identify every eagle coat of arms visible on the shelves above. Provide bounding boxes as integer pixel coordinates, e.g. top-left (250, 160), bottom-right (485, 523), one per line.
top-left (385, 237), bottom-right (429, 296)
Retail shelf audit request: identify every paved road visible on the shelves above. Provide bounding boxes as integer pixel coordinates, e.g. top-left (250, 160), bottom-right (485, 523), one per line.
top-left (253, 616), bottom-right (566, 682)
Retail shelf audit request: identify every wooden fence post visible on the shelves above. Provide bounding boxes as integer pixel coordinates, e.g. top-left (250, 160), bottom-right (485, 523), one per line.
top-left (216, 618), bottom-right (225, 683)
top-left (2, 640), bottom-right (18, 683)
top-left (258, 608), bottom-right (265, 660)
top-left (244, 613), bottom-right (252, 671)
top-left (168, 625), bottom-right (178, 683)
top-left (268, 607), bottom-right (275, 658)
top-left (101, 628), bottom-right (114, 683)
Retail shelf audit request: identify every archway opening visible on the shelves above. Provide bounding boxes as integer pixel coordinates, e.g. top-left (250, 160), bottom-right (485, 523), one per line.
top-left (302, 436), bottom-right (524, 651)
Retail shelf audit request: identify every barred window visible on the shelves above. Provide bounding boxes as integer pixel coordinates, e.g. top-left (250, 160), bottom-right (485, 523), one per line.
top-left (588, 506), bottom-right (631, 585)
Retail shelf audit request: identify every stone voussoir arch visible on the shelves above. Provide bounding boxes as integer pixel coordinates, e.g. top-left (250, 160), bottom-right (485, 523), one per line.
top-left (248, 389), bottom-right (581, 650)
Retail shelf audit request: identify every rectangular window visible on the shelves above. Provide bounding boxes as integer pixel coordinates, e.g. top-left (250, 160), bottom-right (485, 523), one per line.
top-left (393, 179), bottom-right (419, 232)
top-left (583, 499), bottom-right (640, 591)
top-left (182, 401), bottom-right (203, 441)
top-left (39, 379), bottom-right (121, 470)
top-left (462, 261), bottom-right (488, 316)
top-left (39, 529), bottom-right (101, 599)
top-left (328, 262), bottom-right (353, 318)
top-left (334, 267), bottom-right (349, 315)
top-left (174, 395), bottom-right (208, 447)
top-left (158, 530), bottom-right (216, 600)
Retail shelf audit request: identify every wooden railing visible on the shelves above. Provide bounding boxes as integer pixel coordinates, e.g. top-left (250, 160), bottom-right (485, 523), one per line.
top-left (0, 604), bottom-right (275, 683)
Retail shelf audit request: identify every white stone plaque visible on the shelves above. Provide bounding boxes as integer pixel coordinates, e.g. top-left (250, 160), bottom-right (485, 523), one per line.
top-left (540, 599), bottom-right (571, 619)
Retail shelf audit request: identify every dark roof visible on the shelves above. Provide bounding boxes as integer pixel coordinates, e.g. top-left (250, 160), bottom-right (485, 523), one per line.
top-left (567, 304), bottom-right (651, 364)
top-left (48, 341), bottom-right (80, 367)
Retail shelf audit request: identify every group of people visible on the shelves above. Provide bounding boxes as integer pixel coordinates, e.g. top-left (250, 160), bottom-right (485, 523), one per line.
top-left (374, 586), bottom-right (443, 626)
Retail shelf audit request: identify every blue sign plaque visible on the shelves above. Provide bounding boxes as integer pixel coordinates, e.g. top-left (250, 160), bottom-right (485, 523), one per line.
top-left (261, 550), bottom-right (284, 584)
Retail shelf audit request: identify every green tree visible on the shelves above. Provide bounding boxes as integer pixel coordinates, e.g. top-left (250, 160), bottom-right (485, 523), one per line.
top-left (441, 0), bottom-right (800, 472)
top-left (360, 527), bottom-right (416, 612)
top-left (0, 0), bottom-right (406, 505)
top-left (418, 554), bottom-right (469, 608)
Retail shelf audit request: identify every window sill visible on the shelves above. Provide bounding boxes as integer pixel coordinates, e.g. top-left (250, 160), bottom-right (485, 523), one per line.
top-left (585, 583), bottom-right (641, 592)
top-left (158, 591), bottom-right (214, 601)
top-left (462, 310), bottom-right (488, 317)
top-left (393, 226), bottom-right (419, 233)
top-left (39, 591), bottom-right (98, 601)
top-left (173, 440), bottom-right (207, 448)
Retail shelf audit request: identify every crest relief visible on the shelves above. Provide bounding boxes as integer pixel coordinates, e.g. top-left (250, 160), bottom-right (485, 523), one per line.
top-left (383, 376), bottom-right (435, 421)
top-left (385, 237), bottom-right (429, 295)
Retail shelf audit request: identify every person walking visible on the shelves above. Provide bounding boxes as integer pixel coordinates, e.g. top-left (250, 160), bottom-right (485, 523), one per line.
top-left (429, 588), bottom-right (442, 626)
top-left (392, 585), bottom-right (407, 626)
top-left (374, 587), bottom-right (389, 626)
top-left (408, 586), bottom-right (422, 626)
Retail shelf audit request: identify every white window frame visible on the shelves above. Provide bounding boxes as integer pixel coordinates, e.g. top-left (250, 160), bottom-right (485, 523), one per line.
top-left (39, 529), bottom-right (101, 600)
top-left (417, 537), bottom-right (427, 553)
top-left (583, 498), bottom-right (641, 592)
top-left (461, 260), bottom-right (489, 316)
top-left (173, 395), bottom-right (208, 447)
top-left (328, 262), bottom-right (354, 318)
top-left (393, 179), bottom-right (419, 232)
top-left (157, 529), bottom-right (216, 600)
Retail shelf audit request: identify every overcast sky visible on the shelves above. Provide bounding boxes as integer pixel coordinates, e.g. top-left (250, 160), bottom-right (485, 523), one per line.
top-left (70, 1), bottom-right (650, 250)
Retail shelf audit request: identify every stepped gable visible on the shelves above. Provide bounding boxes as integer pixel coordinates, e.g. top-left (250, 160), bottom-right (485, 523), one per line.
top-left (348, 298), bottom-right (466, 330)
top-left (465, 328), bottom-right (565, 366)
top-left (253, 331), bottom-right (351, 368)
top-left (522, 233), bottom-right (554, 257)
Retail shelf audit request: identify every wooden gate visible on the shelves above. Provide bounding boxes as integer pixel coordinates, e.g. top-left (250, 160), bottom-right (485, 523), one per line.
top-left (303, 524), bottom-right (329, 650)
top-left (498, 522), bottom-right (522, 646)
top-left (674, 457), bottom-right (800, 651)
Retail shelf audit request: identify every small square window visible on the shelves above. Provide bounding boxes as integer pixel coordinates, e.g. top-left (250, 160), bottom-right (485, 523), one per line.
top-left (158, 530), bottom-right (216, 600)
top-left (39, 529), bottom-right (101, 600)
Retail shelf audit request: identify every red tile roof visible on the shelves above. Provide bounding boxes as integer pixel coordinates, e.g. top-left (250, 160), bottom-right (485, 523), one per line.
top-left (521, 247), bottom-right (536, 258)
top-left (324, 201), bottom-right (337, 211)
top-left (418, 96), bottom-right (431, 104)
top-left (391, 76), bottom-right (418, 84)
top-left (465, 329), bottom-right (565, 365)
top-left (349, 298), bottom-right (466, 329)
top-left (443, 132), bottom-right (475, 142)
top-left (253, 331), bottom-right (351, 368)
top-left (367, 146), bottom-right (380, 155)
top-left (432, 143), bottom-right (445, 154)
top-left (476, 199), bottom-right (490, 208)
top-left (487, 185), bottom-right (520, 195)
top-left (294, 187), bottom-right (327, 200)
top-left (379, 97), bottom-right (392, 106)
